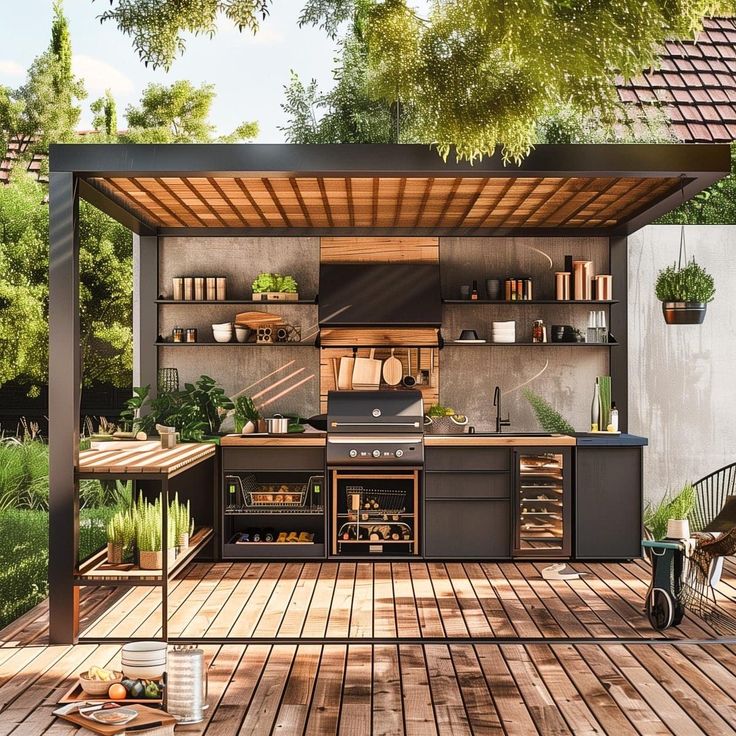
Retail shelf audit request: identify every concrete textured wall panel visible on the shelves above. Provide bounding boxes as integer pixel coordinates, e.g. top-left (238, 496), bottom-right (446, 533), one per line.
top-left (629, 225), bottom-right (736, 502)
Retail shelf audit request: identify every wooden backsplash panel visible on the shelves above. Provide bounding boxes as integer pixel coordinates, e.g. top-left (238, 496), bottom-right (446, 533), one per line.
top-left (319, 327), bottom-right (439, 348)
top-left (320, 348), bottom-right (439, 413)
top-left (321, 237), bottom-right (439, 263)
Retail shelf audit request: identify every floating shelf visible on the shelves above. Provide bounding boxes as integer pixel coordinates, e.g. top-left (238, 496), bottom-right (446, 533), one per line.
top-left (156, 341), bottom-right (316, 347)
top-left (156, 299), bottom-right (317, 305)
top-left (442, 299), bottom-right (618, 305)
top-left (444, 341), bottom-right (618, 348)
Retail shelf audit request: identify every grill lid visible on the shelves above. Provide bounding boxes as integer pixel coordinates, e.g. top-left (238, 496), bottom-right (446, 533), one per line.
top-left (327, 390), bottom-right (424, 433)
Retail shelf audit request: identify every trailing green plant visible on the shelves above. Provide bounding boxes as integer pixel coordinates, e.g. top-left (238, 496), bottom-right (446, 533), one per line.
top-left (523, 390), bottom-right (575, 435)
top-left (251, 272), bottom-right (298, 293)
top-left (655, 258), bottom-right (716, 304)
top-left (233, 395), bottom-right (262, 433)
top-left (644, 484), bottom-right (697, 541)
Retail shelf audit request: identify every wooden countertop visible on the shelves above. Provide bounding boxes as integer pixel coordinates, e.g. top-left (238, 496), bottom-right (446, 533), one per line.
top-left (76, 441), bottom-right (216, 477)
top-left (424, 434), bottom-right (576, 447)
top-left (221, 434), bottom-right (326, 447)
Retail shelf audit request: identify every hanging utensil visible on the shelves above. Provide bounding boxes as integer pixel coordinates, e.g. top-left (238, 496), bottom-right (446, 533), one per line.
top-left (352, 348), bottom-right (382, 390)
top-left (337, 354), bottom-right (354, 390)
top-left (383, 348), bottom-right (402, 386)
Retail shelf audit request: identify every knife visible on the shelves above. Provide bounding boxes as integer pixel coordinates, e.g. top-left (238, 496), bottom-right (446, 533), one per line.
top-left (128, 721), bottom-right (163, 731)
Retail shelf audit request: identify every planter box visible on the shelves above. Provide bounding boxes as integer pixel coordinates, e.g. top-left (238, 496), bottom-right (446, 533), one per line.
top-left (252, 292), bottom-right (299, 302)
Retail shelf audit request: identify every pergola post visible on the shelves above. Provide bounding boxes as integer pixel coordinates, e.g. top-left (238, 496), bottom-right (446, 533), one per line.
top-left (610, 234), bottom-right (629, 433)
top-left (48, 172), bottom-right (80, 645)
top-left (133, 234), bottom-right (159, 397)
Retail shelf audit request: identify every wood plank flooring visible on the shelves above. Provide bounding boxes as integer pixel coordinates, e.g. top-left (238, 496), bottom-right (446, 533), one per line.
top-left (41, 558), bottom-right (734, 643)
top-left (2, 560), bottom-right (736, 733)
top-left (1, 641), bottom-right (736, 734)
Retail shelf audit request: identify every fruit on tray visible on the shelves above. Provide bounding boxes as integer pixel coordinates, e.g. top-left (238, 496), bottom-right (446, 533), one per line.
top-left (120, 677), bottom-right (161, 699)
top-left (86, 666), bottom-right (118, 682)
top-left (108, 683), bottom-right (128, 700)
top-left (144, 681), bottom-right (162, 699)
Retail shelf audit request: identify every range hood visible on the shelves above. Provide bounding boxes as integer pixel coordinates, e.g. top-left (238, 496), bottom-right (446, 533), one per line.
top-left (318, 263), bottom-right (442, 328)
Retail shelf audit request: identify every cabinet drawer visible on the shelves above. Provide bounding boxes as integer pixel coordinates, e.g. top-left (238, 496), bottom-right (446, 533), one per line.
top-left (424, 500), bottom-right (510, 558)
top-left (425, 472), bottom-right (509, 499)
top-left (425, 447), bottom-right (509, 471)
top-left (222, 447), bottom-right (325, 471)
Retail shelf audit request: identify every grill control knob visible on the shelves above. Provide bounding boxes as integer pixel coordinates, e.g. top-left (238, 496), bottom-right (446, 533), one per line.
top-left (372, 449), bottom-right (381, 458)
top-left (395, 449), bottom-right (404, 458)
top-left (349, 449), bottom-right (358, 458)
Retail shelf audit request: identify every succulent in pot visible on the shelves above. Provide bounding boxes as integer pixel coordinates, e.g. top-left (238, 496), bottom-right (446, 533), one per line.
top-left (106, 510), bottom-right (135, 565)
top-left (655, 258), bottom-right (715, 325)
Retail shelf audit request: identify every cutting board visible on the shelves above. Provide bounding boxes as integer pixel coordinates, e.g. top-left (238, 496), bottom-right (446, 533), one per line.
top-left (352, 349), bottom-right (382, 390)
top-left (55, 704), bottom-right (176, 735)
top-left (337, 356), bottom-right (354, 390)
top-left (234, 311), bottom-right (282, 328)
top-left (382, 349), bottom-right (402, 386)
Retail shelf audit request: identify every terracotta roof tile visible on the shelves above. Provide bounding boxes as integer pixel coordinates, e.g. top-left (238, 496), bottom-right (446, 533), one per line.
top-left (618, 18), bottom-right (736, 142)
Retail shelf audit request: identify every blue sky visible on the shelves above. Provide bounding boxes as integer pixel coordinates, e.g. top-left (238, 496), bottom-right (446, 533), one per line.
top-left (0, 0), bottom-right (339, 140)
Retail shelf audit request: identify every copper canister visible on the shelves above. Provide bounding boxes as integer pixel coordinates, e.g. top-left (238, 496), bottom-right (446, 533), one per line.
top-left (206, 277), bottom-right (217, 300)
top-left (172, 277), bottom-right (184, 301)
top-left (194, 277), bottom-right (205, 301)
top-left (183, 277), bottom-right (194, 301)
top-left (216, 277), bottom-right (227, 301)
top-left (573, 260), bottom-right (593, 300)
top-left (596, 275), bottom-right (613, 301)
top-left (555, 272), bottom-right (571, 300)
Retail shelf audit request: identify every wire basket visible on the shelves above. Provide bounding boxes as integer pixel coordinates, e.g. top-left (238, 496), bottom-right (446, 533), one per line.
top-left (245, 482), bottom-right (307, 507)
top-left (346, 486), bottom-right (407, 516)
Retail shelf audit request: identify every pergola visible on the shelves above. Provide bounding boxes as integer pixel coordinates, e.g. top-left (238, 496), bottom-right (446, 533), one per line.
top-left (47, 142), bottom-right (730, 644)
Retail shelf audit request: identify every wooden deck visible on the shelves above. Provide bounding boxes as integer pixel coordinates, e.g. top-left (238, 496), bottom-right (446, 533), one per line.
top-left (3, 560), bottom-right (736, 733)
top-left (3, 641), bottom-right (736, 734)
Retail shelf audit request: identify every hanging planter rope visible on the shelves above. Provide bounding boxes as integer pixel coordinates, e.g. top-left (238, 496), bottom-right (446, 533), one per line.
top-left (655, 177), bottom-right (716, 325)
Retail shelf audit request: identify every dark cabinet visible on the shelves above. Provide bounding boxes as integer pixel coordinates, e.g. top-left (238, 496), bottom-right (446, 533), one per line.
top-left (424, 446), bottom-right (512, 558)
top-left (576, 446), bottom-right (643, 559)
top-left (424, 499), bottom-right (511, 558)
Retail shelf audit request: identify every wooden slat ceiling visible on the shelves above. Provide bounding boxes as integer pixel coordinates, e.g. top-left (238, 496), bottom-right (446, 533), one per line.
top-left (88, 175), bottom-right (681, 231)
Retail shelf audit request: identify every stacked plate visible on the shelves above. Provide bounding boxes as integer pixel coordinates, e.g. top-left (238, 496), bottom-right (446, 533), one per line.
top-left (212, 321), bottom-right (233, 343)
top-left (492, 321), bottom-right (516, 343)
top-left (121, 641), bottom-right (167, 680)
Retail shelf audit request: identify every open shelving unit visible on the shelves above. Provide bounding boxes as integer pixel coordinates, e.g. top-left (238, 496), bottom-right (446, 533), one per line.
top-left (156, 298), bottom-right (318, 305)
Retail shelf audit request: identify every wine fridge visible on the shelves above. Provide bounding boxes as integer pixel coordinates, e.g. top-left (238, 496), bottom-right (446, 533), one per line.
top-left (331, 469), bottom-right (420, 556)
top-left (514, 448), bottom-right (571, 557)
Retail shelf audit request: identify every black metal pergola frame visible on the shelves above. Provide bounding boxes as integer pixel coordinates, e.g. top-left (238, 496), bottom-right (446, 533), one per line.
top-left (47, 142), bottom-right (731, 644)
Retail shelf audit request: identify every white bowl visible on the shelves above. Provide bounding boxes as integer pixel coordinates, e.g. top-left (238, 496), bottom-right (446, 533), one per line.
top-left (121, 664), bottom-right (166, 680)
top-left (212, 322), bottom-right (232, 330)
top-left (234, 327), bottom-right (251, 343)
top-left (122, 653), bottom-right (167, 664)
top-left (122, 641), bottom-right (167, 658)
top-left (212, 331), bottom-right (233, 343)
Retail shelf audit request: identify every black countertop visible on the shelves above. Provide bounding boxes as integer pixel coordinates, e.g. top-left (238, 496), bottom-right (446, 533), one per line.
top-left (574, 433), bottom-right (648, 447)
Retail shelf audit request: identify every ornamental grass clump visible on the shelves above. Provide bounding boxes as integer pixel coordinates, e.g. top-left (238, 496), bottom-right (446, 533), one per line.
top-left (644, 484), bottom-right (697, 541)
top-left (523, 390), bottom-right (575, 435)
top-left (655, 258), bottom-right (715, 304)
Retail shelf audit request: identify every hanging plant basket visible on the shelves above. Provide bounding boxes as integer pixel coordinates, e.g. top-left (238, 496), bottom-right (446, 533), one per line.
top-left (661, 301), bottom-right (708, 325)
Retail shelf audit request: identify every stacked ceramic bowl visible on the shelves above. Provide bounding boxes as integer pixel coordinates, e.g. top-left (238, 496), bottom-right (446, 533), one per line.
top-left (211, 322), bottom-right (233, 343)
top-left (492, 320), bottom-right (516, 343)
top-left (121, 641), bottom-right (167, 680)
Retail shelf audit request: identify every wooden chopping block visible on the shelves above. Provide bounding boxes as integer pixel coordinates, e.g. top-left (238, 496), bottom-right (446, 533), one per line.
top-left (337, 355), bottom-right (354, 390)
top-left (235, 311), bottom-right (283, 329)
top-left (352, 348), bottom-right (382, 390)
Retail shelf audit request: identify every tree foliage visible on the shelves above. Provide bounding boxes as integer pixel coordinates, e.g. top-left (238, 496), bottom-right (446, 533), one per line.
top-left (281, 8), bottom-right (415, 144)
top-left (97, 0), bottom-right (271, 70)
top-left (0, 0), bottom-right (85, 153)
top-left (121, 80), bottom-right (258, 143)
top-left (90, 90), bottom-right (118, 139)
top-left (0, 174), bottom-right (133, 392)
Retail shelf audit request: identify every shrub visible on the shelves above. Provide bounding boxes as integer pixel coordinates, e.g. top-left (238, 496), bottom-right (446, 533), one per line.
top-left (644, 484), bottom-right (696, 541)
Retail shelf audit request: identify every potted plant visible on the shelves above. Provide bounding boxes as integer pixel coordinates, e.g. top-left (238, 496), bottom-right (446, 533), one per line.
top-left (251, 272), bottom-right (299, 301)
top-left (655, 258), bottom-right (715, 324)
top-left (171, 493), bottom-right (194, 550)
top-left (234, 395), bottom-right (263, 434)
top-left (106, 510), bottom-right (134, 565)
top-left (136, 496), bottom-right (177, 570)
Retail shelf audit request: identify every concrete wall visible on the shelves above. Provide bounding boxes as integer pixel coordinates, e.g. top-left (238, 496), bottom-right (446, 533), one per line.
top-left (628, 225), bottom-right (736, 502)
top-left (439, 236), bottom-right (611, 432)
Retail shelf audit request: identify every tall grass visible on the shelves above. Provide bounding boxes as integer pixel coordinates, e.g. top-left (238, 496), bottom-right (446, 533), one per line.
top-left (0, 439), bottom-right (49, 511)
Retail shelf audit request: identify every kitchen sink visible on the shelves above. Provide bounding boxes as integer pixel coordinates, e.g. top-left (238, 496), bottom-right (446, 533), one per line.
top-left (462, 432), bottom-right (555, 437)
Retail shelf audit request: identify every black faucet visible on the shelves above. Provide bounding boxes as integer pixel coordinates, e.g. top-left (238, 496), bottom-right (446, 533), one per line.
top-left (493, 385), bottom-right (511, 433)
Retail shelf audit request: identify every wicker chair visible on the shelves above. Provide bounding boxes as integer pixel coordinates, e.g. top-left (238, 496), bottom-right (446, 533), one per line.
top-left (689, 461), bottom-right (736, 588)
